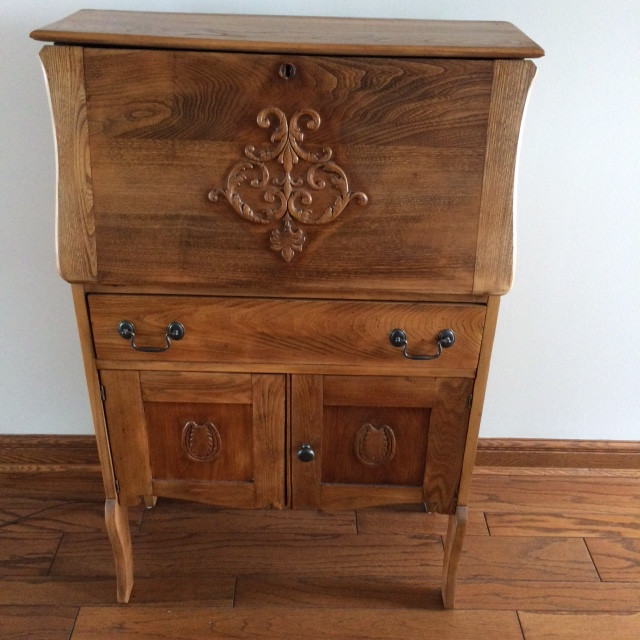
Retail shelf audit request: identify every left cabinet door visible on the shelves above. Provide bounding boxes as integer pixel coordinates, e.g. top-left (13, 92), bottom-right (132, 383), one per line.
top-left (100, 370), bottom-right (285, 509)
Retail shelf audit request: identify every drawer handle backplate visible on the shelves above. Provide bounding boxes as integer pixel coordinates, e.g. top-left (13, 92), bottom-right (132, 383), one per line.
top-left (117, 320), bottom-right (185, 353)
top-left (389, 328), bottom-right (455, 361)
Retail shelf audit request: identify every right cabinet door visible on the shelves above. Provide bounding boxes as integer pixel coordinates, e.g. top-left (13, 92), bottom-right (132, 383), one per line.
top-left (291, 375), bottom-right (473, 513)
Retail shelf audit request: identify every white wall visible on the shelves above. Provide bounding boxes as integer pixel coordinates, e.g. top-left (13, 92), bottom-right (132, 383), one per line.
top-left (1, 1), bottom-right (638, 439)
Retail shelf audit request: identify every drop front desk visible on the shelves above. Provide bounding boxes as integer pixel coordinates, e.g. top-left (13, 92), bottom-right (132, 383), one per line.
top-left (31, 10), bottom-right (543, 607)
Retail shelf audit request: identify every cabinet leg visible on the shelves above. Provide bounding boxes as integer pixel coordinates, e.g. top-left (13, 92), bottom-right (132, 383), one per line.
top-left (105, 498), bottom-right (134, 603)
top-left (441, 505), bottom-right (467, 609)
top-left (143, 495), bottom-right (157, 509)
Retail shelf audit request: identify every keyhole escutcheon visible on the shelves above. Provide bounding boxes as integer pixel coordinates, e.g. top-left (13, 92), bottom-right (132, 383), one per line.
top-left (279, 62), bottom-right (297, 80)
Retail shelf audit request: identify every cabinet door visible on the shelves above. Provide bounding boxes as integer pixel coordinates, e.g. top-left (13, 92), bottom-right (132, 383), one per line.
top-left (101, 370), bottom-right (285, 509)
top-left (290, 375), bottom-right (473, 513)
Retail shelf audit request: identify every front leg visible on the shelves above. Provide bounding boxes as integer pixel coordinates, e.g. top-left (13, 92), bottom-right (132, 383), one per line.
top-left (105, 498), bottom-right (134, 603)
top-left (441, 505), bottom-right (468, 609)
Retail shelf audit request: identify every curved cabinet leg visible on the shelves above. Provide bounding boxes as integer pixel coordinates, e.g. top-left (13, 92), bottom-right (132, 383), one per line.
top-left (143, 495), bottom-right (158, 509)
top-left (105, 498), bottom-right (134, 603)
top-left (441, 505), bottom-right (467, 609)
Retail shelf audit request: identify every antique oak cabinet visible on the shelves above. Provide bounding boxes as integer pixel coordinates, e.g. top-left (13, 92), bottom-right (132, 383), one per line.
top-left (32, 10), bottom-right (542, 607)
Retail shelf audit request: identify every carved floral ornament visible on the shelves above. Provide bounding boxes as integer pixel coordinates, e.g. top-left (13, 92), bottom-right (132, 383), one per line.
top-left (208, 107), bottom-right (368, 262)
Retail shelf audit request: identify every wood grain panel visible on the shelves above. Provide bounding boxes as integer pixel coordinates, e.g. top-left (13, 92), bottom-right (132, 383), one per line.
top-left (424, 378), bottom-right (473, 513)
top-left (252, 374), bottom-right (286, 508)
top-left (70, 606), bottom-right (523, 640)
top-left (468, 475), bottom-right (640, 515)
top-left (235, 575), bottom-right (443, 609)
top-left (140, 371), bottom-right (252, 403)
top-left (50, 531), bottom-right (443, 578)
top-left (486, 511), bottom-right (640, 538)
top-left (290, 375), bottom-right (323, 509)
top-left (88, 295), bottom-right (485, 372)
top-left (586, 538), bottom-right (640, 582)
top-left (100, 370), bottom-right (153, 506)
top-left (0, 576), bottom-right (234, 606)
top-left (83, 49), bottom-right (493, 294)
top-left (323, 376), bottom-right (437, 408)
top-left (456, 581), bottom-right (640, 612)
top-left (150, 479), bottom-right (256, 509)
top-left (458, 536), bottom-right (599, 582)
top-left (0, 436), bottom-right (98, 469)
top-left (318, 485), bottom-right (424, 510)
top-left (0, 471), bottom-right (104, 501)
top-left (0, 532), bottom-right (62, 576)
top-left (0, 497), bottom-right (67, 527)
top-left (456, 295), bottom-right (500, 506)
top-left (2, 501), bottom-right (142, 535)
top-left (140, 504), bottom-right (356, 537)
top-left (356, 505), bottom-right (489, 536)
top-left (39, 46), bottom-right (96, 283)
top-left (143, 402), bottom-right (254, 482)
top-left (95, 359), bottom-right (478, 379)
top-left (31, 11), bottom-right (544, 58)
top-left (321, 405), bottom-right (429, 485)
top-left (293, 374), bottom-right (473, 512)
top-left (476, 437), bottom-right (640, 470)
top-left (519, 612), bottom-right (640, 640)
top-left (473, 60), bottom-right (537, 294)
top-left (71, 285), bottom-right (117, 499)
top-left (0, 605), bottom-right (77, 640)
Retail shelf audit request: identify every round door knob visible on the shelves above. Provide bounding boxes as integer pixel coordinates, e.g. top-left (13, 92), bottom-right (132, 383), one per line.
top-left (297, 443), bottom-right (315, 462)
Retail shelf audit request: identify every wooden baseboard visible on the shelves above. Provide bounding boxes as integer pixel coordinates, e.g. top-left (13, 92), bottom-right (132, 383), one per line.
top-left (0, 435), bottom-right (638, 473)
top-left (0, 435), bottom-right (99, 472)
top-left (476, 438), bottom-right (640, 470)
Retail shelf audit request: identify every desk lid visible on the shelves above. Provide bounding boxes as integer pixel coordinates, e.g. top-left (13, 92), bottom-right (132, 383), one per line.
top-left (31, 10), bottom-right (543, 58)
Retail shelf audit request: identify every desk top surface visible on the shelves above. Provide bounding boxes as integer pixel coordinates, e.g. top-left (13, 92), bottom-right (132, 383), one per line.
top-left (31, 10), bottom-right (544, 59)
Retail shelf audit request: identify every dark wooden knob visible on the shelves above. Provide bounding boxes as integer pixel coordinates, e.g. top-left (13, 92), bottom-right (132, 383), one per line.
top-left (297, 443), bottom-right (315, 462)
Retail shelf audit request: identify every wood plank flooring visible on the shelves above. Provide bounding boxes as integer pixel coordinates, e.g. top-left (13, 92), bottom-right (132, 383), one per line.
top-left (1, 467), bottom-right (639, 639)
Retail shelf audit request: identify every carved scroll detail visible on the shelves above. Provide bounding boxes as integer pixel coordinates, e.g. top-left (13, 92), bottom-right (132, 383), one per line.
top-left (181, 421), bottom-right (221, 462)
top-left (208, 107), bottom-right (368, 262)
top-left (355, 423), bottom-right (396, 466)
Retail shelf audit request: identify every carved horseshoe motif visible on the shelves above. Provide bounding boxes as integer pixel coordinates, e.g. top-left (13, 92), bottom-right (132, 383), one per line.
top-left (181, 421), bottom-right (221, 462)
top-left (355, 423), bottom-right (396, 466)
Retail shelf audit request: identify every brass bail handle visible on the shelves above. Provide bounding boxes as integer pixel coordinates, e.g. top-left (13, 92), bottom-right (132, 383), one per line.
top-left (117, 320), bottom-right (185, 353)
top-left (389, 328), bottom-right (455, 361)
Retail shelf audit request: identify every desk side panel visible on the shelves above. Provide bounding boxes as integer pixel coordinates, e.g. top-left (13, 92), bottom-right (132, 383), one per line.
top-left (40, 45), bottom-right (96, 282)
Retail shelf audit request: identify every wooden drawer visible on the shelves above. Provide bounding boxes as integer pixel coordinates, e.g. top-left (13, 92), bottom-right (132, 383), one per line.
top-left (83, 48), bottom-right (495, 296)
top-left (88, 295), bottom-right (485, 373)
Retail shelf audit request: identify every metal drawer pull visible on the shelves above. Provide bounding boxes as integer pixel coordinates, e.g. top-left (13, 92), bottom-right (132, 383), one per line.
top-left (389, 328), bottom-right (455, 361)
top-left (117, 320), bottom-right (185, 353)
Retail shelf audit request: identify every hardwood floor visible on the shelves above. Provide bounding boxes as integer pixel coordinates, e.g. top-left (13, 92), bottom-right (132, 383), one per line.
top-left (1, 461), bottom-right (639, 638)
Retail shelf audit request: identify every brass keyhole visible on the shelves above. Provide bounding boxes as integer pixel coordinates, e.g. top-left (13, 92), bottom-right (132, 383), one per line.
top-left (279, 62), bottom-right (296, 80)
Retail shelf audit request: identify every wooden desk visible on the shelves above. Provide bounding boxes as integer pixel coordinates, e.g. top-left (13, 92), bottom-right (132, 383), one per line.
top-left (32, 10), bottom-right (542, 607)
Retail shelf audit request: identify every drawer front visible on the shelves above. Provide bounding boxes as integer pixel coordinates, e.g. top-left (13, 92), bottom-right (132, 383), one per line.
top-left (84, 48), bottom-right (493, 295)
top-left (88, 295), bottom-right (485, 373)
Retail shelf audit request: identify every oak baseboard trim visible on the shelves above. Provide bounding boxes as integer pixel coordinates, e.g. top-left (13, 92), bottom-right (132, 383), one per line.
top-left (0, 435), bottom-right (100, 472)
top-left (0, 435), bottom-right (638, 473)
top-left (476, 438), bottom-right (640, 470)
